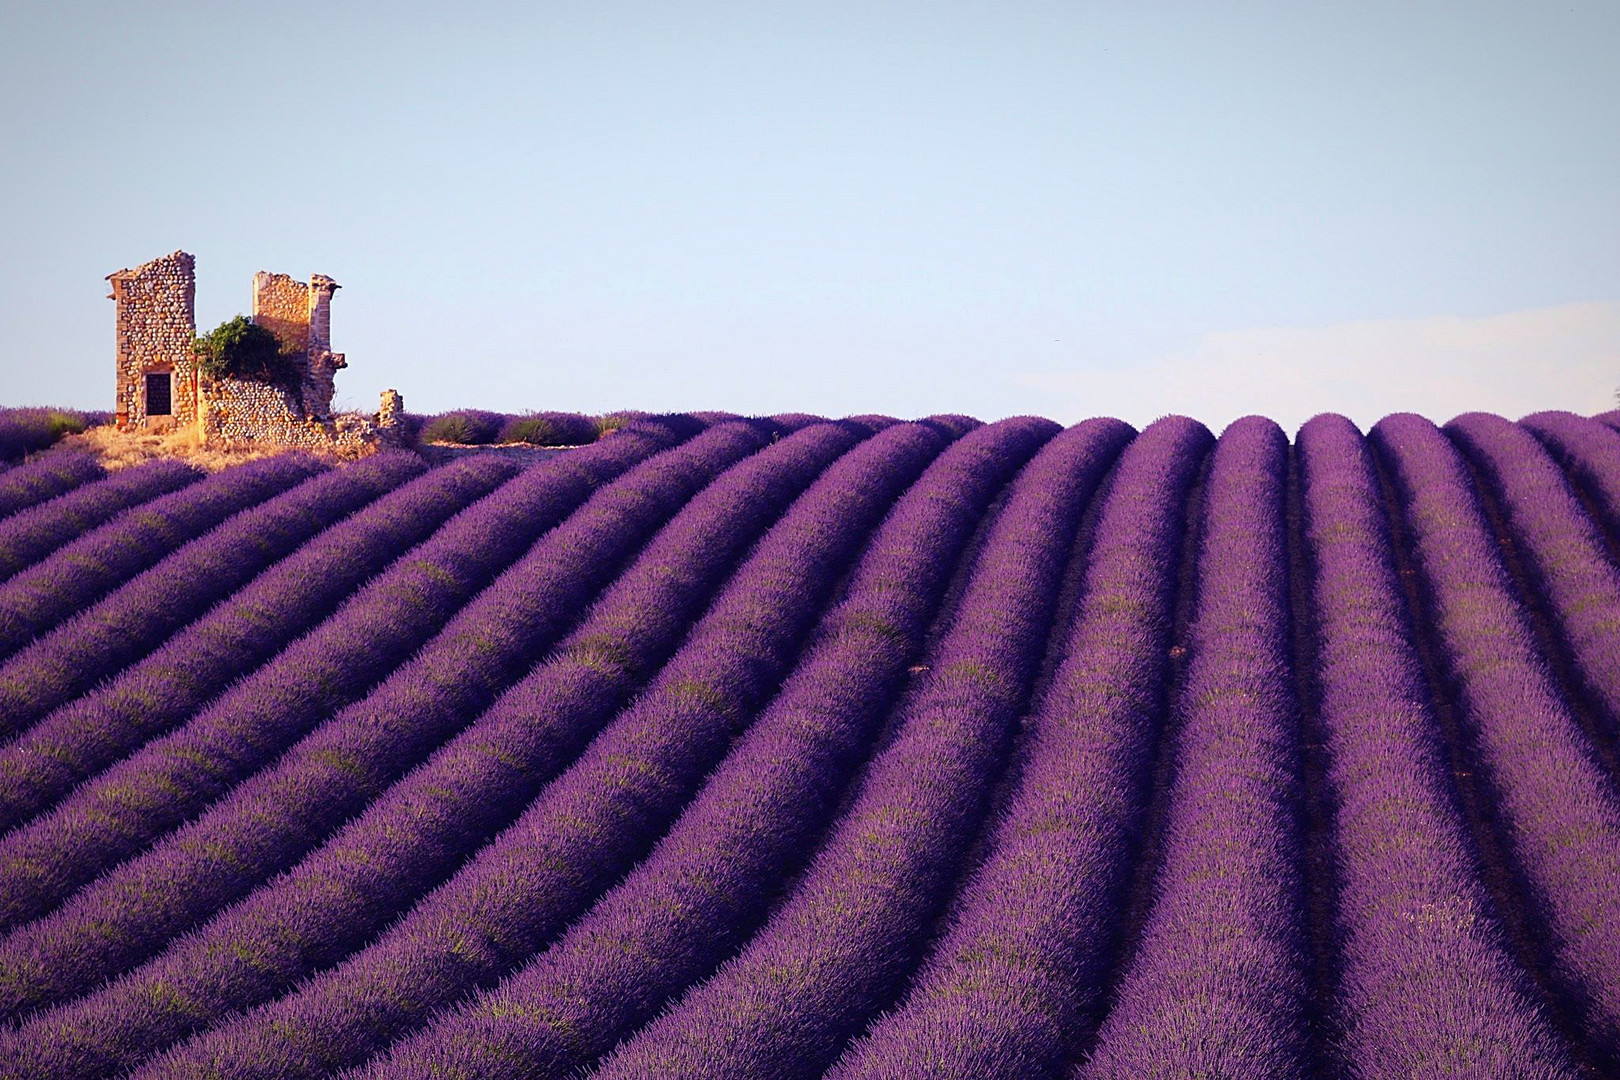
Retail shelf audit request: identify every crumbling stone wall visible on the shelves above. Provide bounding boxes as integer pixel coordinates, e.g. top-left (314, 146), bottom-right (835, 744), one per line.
top-left (250, 271), bottom-right (346, 418)
top-left (199, 379), bottom-right (393, 450)
top-left (378, 389), bottom-right (406, 435)
top-left (107, 251), bottom-right (198, 428)
top-left (304, 276), bottom-right (346, 419)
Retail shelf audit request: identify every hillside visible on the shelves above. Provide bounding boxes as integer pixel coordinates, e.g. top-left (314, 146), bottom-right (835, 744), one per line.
top-left (0, 410), bottom-right (1616, 1079)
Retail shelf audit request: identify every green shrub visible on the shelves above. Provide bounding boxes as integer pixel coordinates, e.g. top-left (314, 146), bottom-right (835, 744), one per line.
top-left (594, 411), bottom-right (647, 436)
top-left (193, 316), bottom-right (303, 394)
top-left (498, 412), bottom-right (599, 446)
top-left (44, 410), bottom-right (91, 438)
top-left (419, 410), bottom-right (503, 445)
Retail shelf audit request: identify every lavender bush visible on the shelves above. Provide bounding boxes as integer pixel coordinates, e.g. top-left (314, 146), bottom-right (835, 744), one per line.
top-left (1447, 412), bottom-right (1620, 748)
top-left (0, 409), bottom-right (1608, 1075)
top-left (1071, 417), bottom-right (1313, 1078)
top-left (1372, 412), bottom-right (1620, 1066)
top-left (497, 411), bottom-right (601, 446)
top-left (1520, 411), bottom-right (1620, 545)
top-left (0, 424), bottom-right (695, 936)
top-left (0, 454), bottom-right (324, 667)
top-left (418, 408), bottom-right (506, 445)
top-left (326, 420), bottom-right (1052, 1080)
top-left (829, 415), bottom-right (1212, 1080)
top-left (0, 422), bottom-right (774, 1075)
top-left (0, 456), bottom-right (517, 916)
top-left (137, 418), bottom-right (924, 1078)
top-left (0, 453), bottom-right (413, 738)
top-left (592, 417), bottom-right (1130, 1080)
top-left (0, 452), bottom-right (105, 520)
top-left (1294, 413), bottom-right (1577, 1078)
top-left (0, 458), bottom-right (200, 582)
top-left (0, 407), bottom-right (104, 462)
top-left (0, 419), bottom-right (694, 1018)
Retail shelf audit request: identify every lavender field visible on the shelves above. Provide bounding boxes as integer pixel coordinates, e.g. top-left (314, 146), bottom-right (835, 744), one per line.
top-left (0, 409), bottom-right (1618, 1079)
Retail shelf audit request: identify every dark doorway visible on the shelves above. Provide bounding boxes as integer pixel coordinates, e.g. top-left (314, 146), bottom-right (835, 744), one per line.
top-left (145, 371), bottom-right (172, 416)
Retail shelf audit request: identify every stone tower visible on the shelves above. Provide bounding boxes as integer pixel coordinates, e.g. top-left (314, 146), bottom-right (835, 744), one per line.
top-left (106, 251), bottom-right (198, 429)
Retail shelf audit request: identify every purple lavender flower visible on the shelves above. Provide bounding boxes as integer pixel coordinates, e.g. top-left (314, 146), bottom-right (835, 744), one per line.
top-left (0, 452), bottom-right (105, 518)
top-left (1371, 413), bottom-right (1620, 1065)
top-left (0, 454), bottom-right (325, 670)
top-left (589, 418), bottom-right (1130, 1080)
top-left (829, 415), bottom-right (1211, 1080)
top-left (0, 459), bottom-right (199, 582)
top-left (0, 455), bottom-right (518, 919)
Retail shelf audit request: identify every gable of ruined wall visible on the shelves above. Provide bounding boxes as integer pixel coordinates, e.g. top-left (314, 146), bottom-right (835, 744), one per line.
top-left (250, 271), bottom-right (345, 419)
top-left (251, 272), bottom-right (312, 357)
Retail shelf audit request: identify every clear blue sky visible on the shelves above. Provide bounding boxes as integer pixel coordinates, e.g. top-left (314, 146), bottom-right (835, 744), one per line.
top-left (2, 1), bottom-right (1616, 430)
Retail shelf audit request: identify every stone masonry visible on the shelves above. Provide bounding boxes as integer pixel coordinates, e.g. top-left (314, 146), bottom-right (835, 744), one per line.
top-left (251, 271), bottom-right (348, 419)
top-left (109, 251), bottom-right (401, 451)
top-left (378, 388), bottom-right (406, 434)
top-left (305, 275), bottom-right (346, 419)
top-left (197, 377), bottom-right (388, 450)
top-left (107, 251), bottom-right (198, 429)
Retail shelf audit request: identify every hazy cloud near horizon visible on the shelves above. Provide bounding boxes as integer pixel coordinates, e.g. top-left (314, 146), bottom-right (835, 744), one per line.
top-left (1023, 301), bottom-right (1620, 434)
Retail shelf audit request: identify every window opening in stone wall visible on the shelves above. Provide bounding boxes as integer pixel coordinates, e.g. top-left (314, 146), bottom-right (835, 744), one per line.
top-left (146, 371), bottom-right (173, 416)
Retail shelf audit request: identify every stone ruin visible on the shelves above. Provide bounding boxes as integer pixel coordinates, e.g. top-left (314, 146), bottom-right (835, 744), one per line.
top-left (107, 251), bottom-right (405, 450)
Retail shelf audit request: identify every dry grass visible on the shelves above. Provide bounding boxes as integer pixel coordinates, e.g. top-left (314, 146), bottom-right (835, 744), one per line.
top-left (56, 425), bottom-right (383, 472)
top-left (50, 425), bottom-right (578, 474)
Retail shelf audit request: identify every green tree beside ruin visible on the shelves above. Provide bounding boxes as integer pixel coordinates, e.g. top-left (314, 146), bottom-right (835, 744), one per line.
top-left (192, 316), bottom-right (304, 393)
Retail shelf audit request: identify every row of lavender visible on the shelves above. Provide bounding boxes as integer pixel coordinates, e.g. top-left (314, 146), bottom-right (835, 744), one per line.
top-left (0, 410), bottom-right (1615, 1077)
top-left (0, 407), bottom-right (106, 463)
top-left (409, 408), bottom-right (850, 447)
